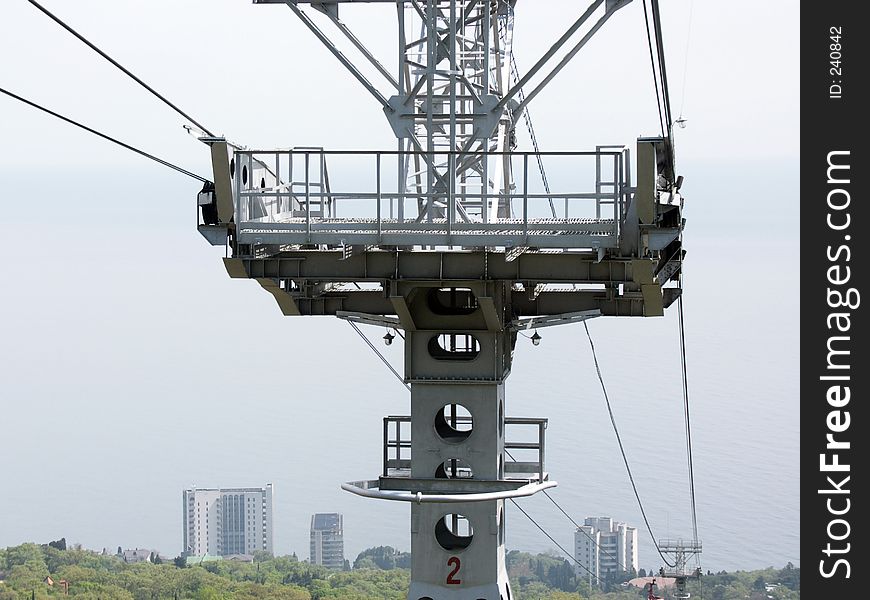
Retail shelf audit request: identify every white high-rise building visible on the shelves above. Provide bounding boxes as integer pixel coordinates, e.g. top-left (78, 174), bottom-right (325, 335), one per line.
top-left (183, 484), bottom-right (274, 556)
top-left (574, 524), bottom-right (600, 582)
top-left (574, 516), bottom-right (638, 582)
top-left (310, 513), bottom-right (345, 569)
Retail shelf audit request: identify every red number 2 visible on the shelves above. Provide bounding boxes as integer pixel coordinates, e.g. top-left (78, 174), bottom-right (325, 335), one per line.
top-left (446, 556), bottom-right (461, 585)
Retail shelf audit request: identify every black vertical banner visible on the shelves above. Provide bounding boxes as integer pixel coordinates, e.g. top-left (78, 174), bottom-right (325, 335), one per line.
top-left (802, 4), bottom-right (867, 597)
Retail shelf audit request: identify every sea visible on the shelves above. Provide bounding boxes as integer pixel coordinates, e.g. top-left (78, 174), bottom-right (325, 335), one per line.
top-left (0, 159), bottom-right (799, 573)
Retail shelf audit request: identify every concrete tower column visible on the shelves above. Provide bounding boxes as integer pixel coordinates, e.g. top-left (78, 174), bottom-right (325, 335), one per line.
top-left (397, 283), bottom-right (515, 600)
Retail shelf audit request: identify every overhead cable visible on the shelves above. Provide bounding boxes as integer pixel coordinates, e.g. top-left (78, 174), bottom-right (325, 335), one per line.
top-left (509, 52), bottom-right (556, 219)
top-left (678, 270), bottom-right (700, 550)
top-left (643, 0), bottom-right (676, 174)
top-left (641, 0), bottom-right (667, 139)
top-left (542, 489), bottom-right (628, 573)
top-left (27, 0), bottom-right (215, 137)
top-left (509, 498), bottom-right (600, 582)
top-left (0, 86), bottom-right (209, 183)
top-left (650, 0), bottom-right (675, 133)
top-left (583, 321), bottom-right (675, 568)
top-left (504, 446), bottom-right (627, 574)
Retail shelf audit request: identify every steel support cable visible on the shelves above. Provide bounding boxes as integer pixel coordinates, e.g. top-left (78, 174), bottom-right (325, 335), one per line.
top-left (27, 0), bottom-right (215, 137)
top-left (650, 0), bottom-right (675, 133)
top-left (583, 321), bottom-right (676, 568)
top-left (654, 1), bottom-right (678, 182)
top-left (508, 498), bottom-right (600, 582)
top-left (641, 0), bottom-right (667, 139)
top-left (641, 0), bottom-right (678, 195)
top-left (650, 0), bottom-right (677, 179)
top-left (509, 52), bottom-right (556, 219)
top-left (501, 446), bottom-right (627, 574)
top-left (679, 294), bottom-right (699, 544)
top-left (541, 489), bottom-right (629, 574)
top-left (677, 248), bottom-right (701, 563)
top-left (0, 86), bottom-right (209, 183)
top-left (347, 321), bottom-right (411, 392)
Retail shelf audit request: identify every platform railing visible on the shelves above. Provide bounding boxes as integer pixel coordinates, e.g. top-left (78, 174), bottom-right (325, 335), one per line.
top-left (383, 415), bottom-right (548, 483)
top-left (231, 148), bottom-right (629, 249)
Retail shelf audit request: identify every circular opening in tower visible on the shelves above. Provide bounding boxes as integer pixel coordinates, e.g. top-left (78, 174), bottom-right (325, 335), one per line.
top-left (427, 333), bottom-right (480, 361)
top-left (435, 514), bottom-right (474, 551)
top-left (434, 458), bottom-right (474, 479)
top-left (434, 404), bottom-right (473, 443)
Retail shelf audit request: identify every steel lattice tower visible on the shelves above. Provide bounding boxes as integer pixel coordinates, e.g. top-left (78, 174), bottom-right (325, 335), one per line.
top-left (196, 2), bottom-right (685, 599)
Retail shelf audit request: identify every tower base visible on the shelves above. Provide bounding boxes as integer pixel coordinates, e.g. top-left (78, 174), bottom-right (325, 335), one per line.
top-left (409, 579), bottom-right (511, 600)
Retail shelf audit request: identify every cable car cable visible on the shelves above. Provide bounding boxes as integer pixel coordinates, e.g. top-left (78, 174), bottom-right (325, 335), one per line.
top-left (651, 0), bottom-right (674, 133)
top-left (27, 0), bottom-right (215, 137)
top-left (504, 447), bottom-right (628, 573)
top-left (678, 267), bottom-right (701, 555)
top-left (642, 0), bottom-right (667, 139)
top-left (542, 489), bottom-right (629, 573)
top-left (0, 86), bottom-right (209, 183)
top-left (584, 321), bottom-right (675, 568)
top-left (509, 498), bottom-right (600, 582)
top-left (679, 294), bottom-right (698, 543)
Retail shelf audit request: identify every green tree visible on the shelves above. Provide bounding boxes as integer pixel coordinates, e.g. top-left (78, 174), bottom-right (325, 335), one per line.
top-left (777, 562), bottom-right (799, 591)
top-left (352, 546), bottom-right (410, 570)
top-left (0, 543), bottom-right (801, 600)
top-left (0, 588), bottom-right (18, 600)
top-left (4, 544), bottom-right (45, 569)
top-left (7, 561), bottom-right (50, 593)
top-left (752, 574), bottom-right (766, 590)
top-left (197, 584), bottom-right (231, 600)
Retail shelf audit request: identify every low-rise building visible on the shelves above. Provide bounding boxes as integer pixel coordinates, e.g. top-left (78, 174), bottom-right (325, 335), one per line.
top-left (122, 549), bottom-right (156, 564)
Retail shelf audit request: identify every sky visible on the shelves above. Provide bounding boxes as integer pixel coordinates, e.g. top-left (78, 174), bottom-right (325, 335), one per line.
top-left (1, 0), bottom-right (799, 572)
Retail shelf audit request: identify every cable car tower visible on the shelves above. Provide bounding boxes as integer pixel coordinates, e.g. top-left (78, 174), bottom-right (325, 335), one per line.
top-left (658, 540), bottom-right (702, 599)
top-left (196, 1), bottom-right (685, 599)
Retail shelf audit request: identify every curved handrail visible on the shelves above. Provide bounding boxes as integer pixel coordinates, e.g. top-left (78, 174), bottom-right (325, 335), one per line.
top-left (341, 479), bottom-right (557, 503)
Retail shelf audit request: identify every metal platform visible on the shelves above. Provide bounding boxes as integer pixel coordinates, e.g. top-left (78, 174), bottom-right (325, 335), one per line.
top-left (224, 148), bottom-right (630, 251)
top-left (240, 217), bottom-right (617, 248)
top-left (381, 415), bottom-right (550, 484)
